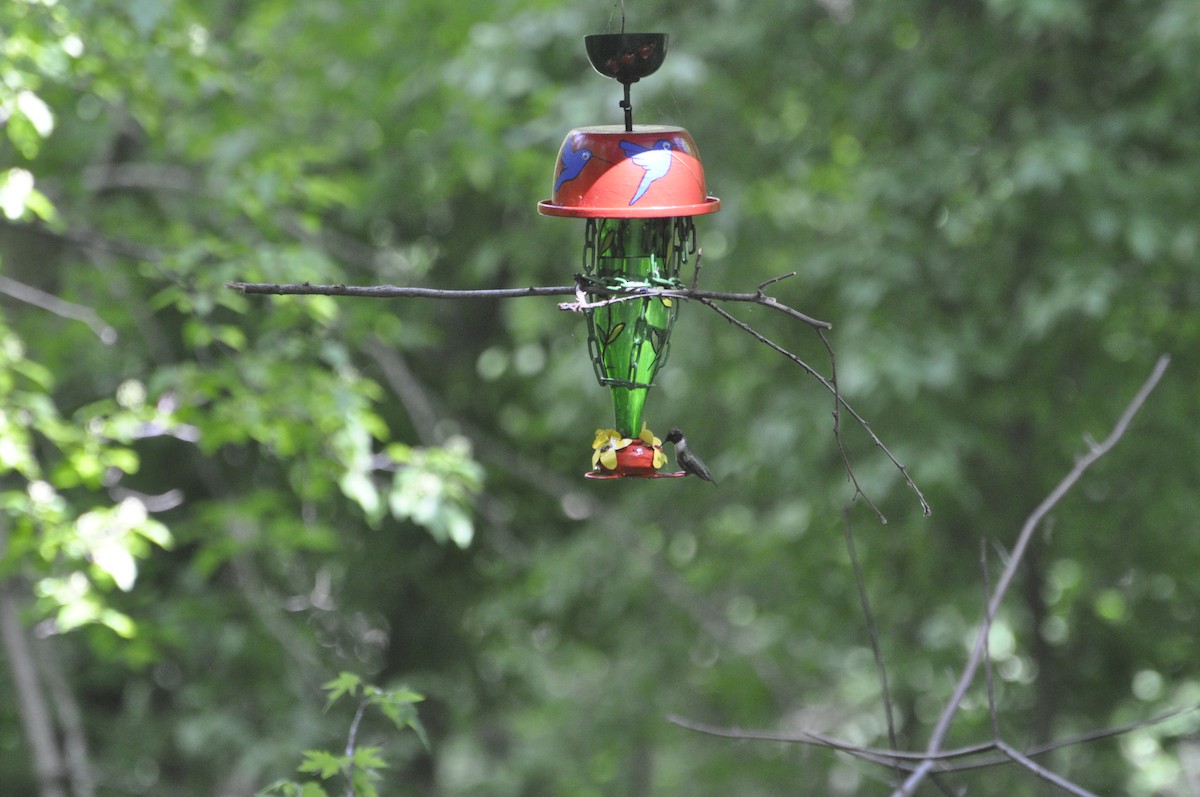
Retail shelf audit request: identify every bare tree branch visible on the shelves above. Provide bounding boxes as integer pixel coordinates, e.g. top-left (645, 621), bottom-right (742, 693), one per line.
top-left (976, 539), bottom-right (1102, 796)
top-left (665, 714), bottom-right (921, 770)
top-left (668, 702), bottom-right (1198, 773)
top-left (936, 703), bottom-right (1200, 774)
top-left (34, 638), bottom-right (97, 797)
top-left (361, 338), bottom-right (442, 446)
top-left (893, 354), bottom-right (1171, 797)
top-left (842, 508), bottom-right (899, 761)
top-left (980, 540), bottom-right (1001, 741)
top-left (0, 581), bottom-right (68, 797)
top-left (0, 276), bottom-right (117, 344)
top-left (699, 298), bottom-right (929, 519)
top-left (225, 279), bottom-right (835, 329)
top-left (823, 328), bottom-right (888, 522)
top-left (690, 248), bottom-right (705, 291)
top-left (344, 697), bottom-right (369, 797)
top-left (994, 740), bottom-right (1100, 797)
top-left (670, 355), bottom-right (1175, 794)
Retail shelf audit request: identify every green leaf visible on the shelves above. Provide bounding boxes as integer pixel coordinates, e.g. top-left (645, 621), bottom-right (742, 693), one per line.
top-left (407, 715), bottom-right (432, 752)
top-left (99, 609), bottom-right (137, 639)
top-left (257, 781), bottom-right (327, 797)
top-left (370, 686), bottom-right (424, 706)
top-left (338, 470), bottom-right (381, 524)
top-left (296, 750), bottom-right (342, 780)
top-left (350, 771), bottom-right (378, 797)
top-left (350, 746), bottom-right (388, 770)
top-left (320, 672), bottom-right (361, 710)
top-left (442, 504), bottom-right (474, 548)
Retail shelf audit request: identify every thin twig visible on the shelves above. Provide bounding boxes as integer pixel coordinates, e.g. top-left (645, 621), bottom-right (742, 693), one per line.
top-left (892, 354), bottom-right (1171, 797)
top-left (980, 540), bottom-right (1001, 741)
top-left (362, 338), bottom-right (441, 446)
top-left (699, 298), bottom-right (828, 384)
top-left (666, 715), bottom-right (922, 770)
top-left (842, 508), bottom-right (899, 759)
top-left (690, 248), bottom-right (704, 291)
top-left (724, 289), bottom-right (831, 329)
top-left (822, 326), bottom-right (929, 517)
top-left (823, 328), bottom-right (887, 522)
top-left (975, 540), bottom-right (1106, 797)
top-left (1028, 703), bottom-right (1199, 755)
top-left (0, 275), bottom-right (117, 344)
top-left (670, 357), bottom-right (1174, 794)
top-left (994, 740), bottom-right (1100, 797)
top-left (344, 697), bottom-right (369, 797)
top-left (756, 271), bottom-right (797, 294)
top-left (668, 702), bottom-right (1198, 773)
top-left (937, 703), bottom-right (1200, 774)
top-left (702, 299), bottom-right (928, 518)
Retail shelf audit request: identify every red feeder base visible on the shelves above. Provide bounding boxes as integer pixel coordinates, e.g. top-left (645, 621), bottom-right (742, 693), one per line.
top-left (585, 470), bottom-right (687, 480)
top-left (587, 441), bottom-right (686, 480)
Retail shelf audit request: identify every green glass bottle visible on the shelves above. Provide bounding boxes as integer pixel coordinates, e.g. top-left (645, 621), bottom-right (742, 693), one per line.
top-left (584, 217), bottom-right (688, 438)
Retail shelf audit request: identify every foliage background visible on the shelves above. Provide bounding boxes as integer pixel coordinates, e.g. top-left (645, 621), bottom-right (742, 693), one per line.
top-left (1, 0), bottom-right (1198, 794)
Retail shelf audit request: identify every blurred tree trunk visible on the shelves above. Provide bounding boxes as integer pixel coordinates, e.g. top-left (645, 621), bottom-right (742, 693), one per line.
top-left (0, 581), bottom-right (68, 797)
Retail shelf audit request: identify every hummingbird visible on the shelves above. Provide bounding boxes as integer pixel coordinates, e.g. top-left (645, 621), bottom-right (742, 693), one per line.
top-left (619, 139), bottom-right (673, 205)
top-left (665, 428), bottom-right (717, 485)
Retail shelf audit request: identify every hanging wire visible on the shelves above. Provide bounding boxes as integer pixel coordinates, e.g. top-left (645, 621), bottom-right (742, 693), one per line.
top-left (607, 0), bottom-right (626, 33)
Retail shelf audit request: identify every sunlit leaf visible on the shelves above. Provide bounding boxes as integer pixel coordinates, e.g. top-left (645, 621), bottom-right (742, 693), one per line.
top-left (297, 750), bottom-right (342, 780)
top-left (321, 672), bottom-right (362, 710)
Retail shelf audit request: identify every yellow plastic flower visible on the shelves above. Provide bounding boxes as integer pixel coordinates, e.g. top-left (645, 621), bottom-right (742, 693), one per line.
top-left (591, 428), bottom-right (631, 471)
top-left (639, 424), bottom-right (668, 470)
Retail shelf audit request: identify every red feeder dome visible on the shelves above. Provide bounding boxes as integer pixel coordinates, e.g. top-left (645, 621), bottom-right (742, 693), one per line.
top-left (538, 125), bottom-right (720, 219)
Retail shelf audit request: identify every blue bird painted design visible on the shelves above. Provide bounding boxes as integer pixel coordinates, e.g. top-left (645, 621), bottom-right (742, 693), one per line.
top-left (555, 144), bottom-right (593, 193)
top-left (619, 139), bottom-right (673, 205)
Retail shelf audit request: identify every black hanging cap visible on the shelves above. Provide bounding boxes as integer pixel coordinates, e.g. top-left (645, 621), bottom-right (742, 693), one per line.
top-left (583, 33), bottom-right (668, 132)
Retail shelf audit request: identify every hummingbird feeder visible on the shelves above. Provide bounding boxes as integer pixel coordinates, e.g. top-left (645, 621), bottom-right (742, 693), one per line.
top-left (538, 33), bottom-right (720, 479)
